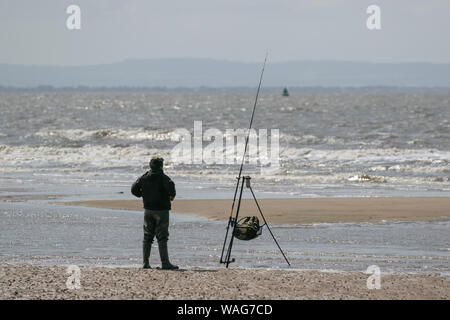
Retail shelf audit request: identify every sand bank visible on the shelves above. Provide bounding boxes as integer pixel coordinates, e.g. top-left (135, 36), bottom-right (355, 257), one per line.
top-left (61, 197), bottom-right (450, 224)
top-left (0, 264), bottom-right (448, 300)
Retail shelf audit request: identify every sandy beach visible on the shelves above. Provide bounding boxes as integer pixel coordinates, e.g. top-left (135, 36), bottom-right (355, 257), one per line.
top-left (6, 197), bottom-right (450, 300)
top-left (61, 197), bottom-right (450, 224)
top-left (1, 264), bottom-right (448, 300)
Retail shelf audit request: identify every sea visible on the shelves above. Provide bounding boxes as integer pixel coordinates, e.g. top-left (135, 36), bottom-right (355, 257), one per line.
top-left (0, 92), bottom-right (449, 274)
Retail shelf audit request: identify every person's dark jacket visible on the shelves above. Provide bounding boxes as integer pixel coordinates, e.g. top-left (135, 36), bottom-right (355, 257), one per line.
top-left (131, 169), bottom-right (176, 210)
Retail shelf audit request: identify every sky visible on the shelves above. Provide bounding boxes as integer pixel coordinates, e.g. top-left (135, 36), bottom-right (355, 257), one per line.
top-left (0, 0), bottom-right (449, 65)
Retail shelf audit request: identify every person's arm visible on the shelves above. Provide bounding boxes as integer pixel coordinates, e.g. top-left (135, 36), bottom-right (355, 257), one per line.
top-left (131, 177), bottom-right (143, 198)
top-left (163, 175), bottom-right (176, 201)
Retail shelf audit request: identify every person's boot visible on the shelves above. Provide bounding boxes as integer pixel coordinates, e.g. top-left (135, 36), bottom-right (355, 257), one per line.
top-left (143, 242), bottom-right (151, 269)
top-left (158, 241), bottom-right (178, 270)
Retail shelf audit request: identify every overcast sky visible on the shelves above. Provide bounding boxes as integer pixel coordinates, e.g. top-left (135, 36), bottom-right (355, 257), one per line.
top-left (1, 0), bottom-right (449, 65)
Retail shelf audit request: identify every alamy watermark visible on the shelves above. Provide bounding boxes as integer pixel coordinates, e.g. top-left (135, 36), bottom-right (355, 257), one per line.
top-left (66, 5), bottom-right (81, 30)
top-left (66, 265), bottom-right (81, 290)
top-left (65, 4), bottom-right (382, 33)
top-left (367, 5), bottom-right (381, 30)
top-left (66, 5), bottom-right (381, 32)
top-left (170, 121), bottom-right (280, 174)
top-left (365, 265), bottom-right (381, 290)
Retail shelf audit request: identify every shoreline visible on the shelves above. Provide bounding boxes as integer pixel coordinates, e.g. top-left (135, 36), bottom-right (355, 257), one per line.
top-left (59, 197), bottom-right (450, 224)
top-left (0, 264), bottom-right (448, 300)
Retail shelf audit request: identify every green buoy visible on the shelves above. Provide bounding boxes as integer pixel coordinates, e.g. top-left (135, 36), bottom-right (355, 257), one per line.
top-left (282, 87), bottom-right (289, 97)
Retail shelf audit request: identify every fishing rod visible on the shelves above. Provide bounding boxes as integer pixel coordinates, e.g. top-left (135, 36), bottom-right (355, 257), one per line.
top-left (219, 53), bottom-right (268, 266)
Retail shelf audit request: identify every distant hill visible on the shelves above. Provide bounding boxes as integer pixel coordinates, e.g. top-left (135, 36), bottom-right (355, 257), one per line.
top-left (1, 58), bottom-right (450, 87)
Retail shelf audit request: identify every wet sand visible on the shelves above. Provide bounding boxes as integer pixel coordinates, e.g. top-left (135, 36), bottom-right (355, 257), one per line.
top-left (0, 264), bottom-right (448, 300)
top-left (61, 197), bottom-right (450, 224)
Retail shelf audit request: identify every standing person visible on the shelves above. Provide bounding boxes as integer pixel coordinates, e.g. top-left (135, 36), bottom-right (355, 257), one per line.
top-left (131, 156), bottom-right (178, 270)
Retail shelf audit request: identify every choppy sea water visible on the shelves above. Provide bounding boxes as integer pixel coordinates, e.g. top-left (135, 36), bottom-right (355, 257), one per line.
top-left (0, 93), bottom-right (449, 273)
top-left (0, 93), bottom-right (449, 197)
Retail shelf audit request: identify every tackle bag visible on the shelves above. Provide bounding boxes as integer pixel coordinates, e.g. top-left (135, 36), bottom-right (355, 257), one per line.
top-left (233, 216), bottom-right (261, 241)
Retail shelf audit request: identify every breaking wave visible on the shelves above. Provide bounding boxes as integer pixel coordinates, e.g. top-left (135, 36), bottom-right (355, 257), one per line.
top-left (33, 128), bottom-right (174, 143)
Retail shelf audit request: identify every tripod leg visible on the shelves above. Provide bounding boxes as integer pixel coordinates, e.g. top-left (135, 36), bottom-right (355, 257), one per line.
top-left (249, 186), bottom-right (291, 267)
top-left (225, 178), bottom-right (246, 268)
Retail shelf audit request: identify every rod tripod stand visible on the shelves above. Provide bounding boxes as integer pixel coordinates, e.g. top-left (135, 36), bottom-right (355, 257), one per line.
top-left (219, 176), bottom-right (291, 268)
